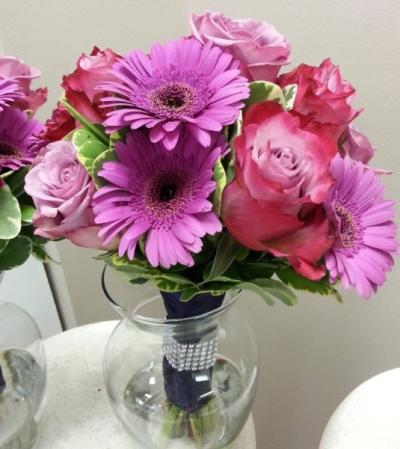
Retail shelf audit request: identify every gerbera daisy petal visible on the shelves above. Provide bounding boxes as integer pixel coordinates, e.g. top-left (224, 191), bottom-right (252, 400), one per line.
top-left (0, 78), bottom-right (24, 111)
top-left (92, 130), bottom-right (222, 268)
top-left (98, 37), bottom-right (249, 149)
top-left (0, 107), bottom-right (44, 170)
top-left (324, 155), bottom-right (398, 299)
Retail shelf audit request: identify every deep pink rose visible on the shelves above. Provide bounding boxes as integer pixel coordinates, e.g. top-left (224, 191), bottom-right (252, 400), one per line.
top-left (278, 59), bottom-right (361, 138)
top-left (62, 46), bottom-right (120, 123)
top-left (222, 102), bottom-right (337, 280)
top-left (339, 125), bottom-right (375, 164)
top-left (190, 12), bottom-right (291, 82)
top-left (25, 141), bottom-right (112, 249)
top-left (0, 55), bottom-right (47, 113)
top-left (41, 102), bottom-right (77, 142)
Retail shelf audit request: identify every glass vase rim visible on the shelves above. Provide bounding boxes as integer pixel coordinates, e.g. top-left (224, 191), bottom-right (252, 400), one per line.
top-left (111, 289), bottom-right (241, 327)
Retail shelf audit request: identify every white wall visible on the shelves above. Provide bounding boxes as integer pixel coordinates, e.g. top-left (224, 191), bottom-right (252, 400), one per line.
top-left (0, 257), bottom-right (62, 338)
top-left (1, 1), bottom-right (399, 448)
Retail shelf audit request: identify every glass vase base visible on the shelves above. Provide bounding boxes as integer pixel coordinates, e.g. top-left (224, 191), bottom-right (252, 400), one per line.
top-left (119, 356), bottom-right (248, 449)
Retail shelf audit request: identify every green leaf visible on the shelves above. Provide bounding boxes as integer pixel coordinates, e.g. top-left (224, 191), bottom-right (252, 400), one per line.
top-left (20, 225), bottom-right (47, 246)
top-left (0, 240), bottom-right (8, 254)
top-left (205, 232), bottom-right (243, 282)
top-left (0, 235), bottom-right (32, 270)
top-left (60, 97), bottom-right (109, 146)
top-left (277, 267), bottom-right (333, 295)
top-left (212, 158), bottom-right (227, 215)
top-left (0, 185), bottom-right (21, 239)
top-left (238, 278), bottom-right (297, 306)
top-left (180, 286), bottom-right (229, 302)
top-left (235, 247), bottom-right (250, 262)
top-left (236, 261), bottom-right (276, 281)
top-left (3, 167), bottom-right (29, 198)
top-left (31, 244), bottom-right (57, 263)
top-left (282, 84), bottom-right (298, 110)
top-left (153, 277), bottom-right (187, 292)
top-left (92, 149), bottom-right (117, 188)
top-left (244, 81), bottom-right (286, 110)
top-left (224, 111), bottom-right (243, 142)
top-left (20, 204), bottom-right (35, 223)
top-left (102, 253), bottom-right (194, 290)
top-left (72, 128), bottom-right (108, 176)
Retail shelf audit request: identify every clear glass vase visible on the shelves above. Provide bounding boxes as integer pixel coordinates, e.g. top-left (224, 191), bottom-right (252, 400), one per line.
top-left (103, 281), bottom-right (258, 449)
top-left (0, 302), bottom-right (47, 449)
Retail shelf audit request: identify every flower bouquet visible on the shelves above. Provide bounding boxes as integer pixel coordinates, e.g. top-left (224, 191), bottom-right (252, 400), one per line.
top-left (25, 11), bottom-right (397, 448)
top-left (0, 55), bottom-right (49, 272)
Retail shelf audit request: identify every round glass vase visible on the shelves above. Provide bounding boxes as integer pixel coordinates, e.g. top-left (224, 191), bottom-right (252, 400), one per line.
top-left (104, 287), bottom-right (258, 449)
top-left (0, 302), bottom-right (47, 449)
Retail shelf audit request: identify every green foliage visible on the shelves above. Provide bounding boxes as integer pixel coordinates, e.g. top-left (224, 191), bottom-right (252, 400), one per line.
top-left (204, 232), bottom-right (243, 281)
top-left (238, 278), bottom-right (297, 306)
top-left (98, 252), bottom-right (195, 292)
top-left (0, 240), bottom-right (8, 254)
top-left (0, 185), bottom-right (21, 240)
top-left (245, 81), bottom-right (286, 110)
top-left (224, 111), bottom-right (243, 142)
top-left (92, 149), bottom-right (117, 188)
top-left (4, 167), bottom-right (29, 198)
top-left (212, 158), bottom-right (227, 215)
top-left (31, 244), bottom-right (57, 263)
top-left (277, 267), bottom-right (332, 295)
top-left (20, 204), bottom-right (35, 224)
top-left (73, 128), bottom-right (108, 176)
top-left (282, 84), bottom-right (298, 110)
top-left (244, 81), bottom-right (298, 112)
top-left (60, 97), bottom-right (109, 146)
top-left (0, 236), bottom-right (32, 270)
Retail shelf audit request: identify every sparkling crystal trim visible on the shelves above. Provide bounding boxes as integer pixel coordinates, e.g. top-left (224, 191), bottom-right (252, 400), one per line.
top-left (163, 330), bottom-right (219, 372)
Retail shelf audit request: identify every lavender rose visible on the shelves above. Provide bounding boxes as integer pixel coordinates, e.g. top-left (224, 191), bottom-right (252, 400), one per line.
top-left (0, 55), bottom-right (47, 113)
top-left (340, 125), bottom-right (375, 164)
top-left (190, 12), bottom-right (291, 82)
top-left (25, 140), bottom-right (109, 249)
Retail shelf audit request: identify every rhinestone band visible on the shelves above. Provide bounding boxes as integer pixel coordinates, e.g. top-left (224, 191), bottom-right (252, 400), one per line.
top-left (163, 331), bottom-right (219, 372)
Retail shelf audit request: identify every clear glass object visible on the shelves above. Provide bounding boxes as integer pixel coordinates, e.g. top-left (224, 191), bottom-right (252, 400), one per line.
top-left (0, 302), bottom-right (47, 449)
top-left (103, 279), bottom-right (259, 449)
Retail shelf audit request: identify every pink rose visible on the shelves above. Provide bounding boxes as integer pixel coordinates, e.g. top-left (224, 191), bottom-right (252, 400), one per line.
top-left (41, 102), bottom-right (77, 142)
top-left (222, 102), bottom-right (337, 280)
top-left (190, 12), bottom-right (291, 82)
top-left (0, 55), bottom-right (47, 113)
top-left (62, 46), bottom-right (120, 123)
top-left (278, 59), bottom-right (361, 138)
top-left (25, 141), bottom-right (112, 249)
top-left (339, 125), bottom-right (375, 164)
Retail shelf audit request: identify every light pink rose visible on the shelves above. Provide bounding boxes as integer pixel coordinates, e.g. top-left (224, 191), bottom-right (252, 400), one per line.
top-left (25, 141), bottom-right (114, 250)
top-left (190, 12), bottom-right (291, 82)
top-left (340, 125), bottom-right (375, 164)
top-left (0, 55), bottom-right (47, 113)
top-left (62, 46), bottom-right (120, 123)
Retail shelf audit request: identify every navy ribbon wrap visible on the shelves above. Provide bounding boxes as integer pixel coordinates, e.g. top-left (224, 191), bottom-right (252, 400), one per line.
top-left (161, 291), bottom-right (224, 413)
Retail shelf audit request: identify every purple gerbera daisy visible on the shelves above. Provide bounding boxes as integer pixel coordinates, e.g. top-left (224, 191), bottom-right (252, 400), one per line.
top-left (324, 155), bottom-right (398, 299)
top-left (0, 78), bottom-right (23, 111)
top-left (99, 38), bottom-right (249, 150)
top-left (0, 107), bottom-right (44, 170)
top-left (93, 130), bottom-right (225, 268)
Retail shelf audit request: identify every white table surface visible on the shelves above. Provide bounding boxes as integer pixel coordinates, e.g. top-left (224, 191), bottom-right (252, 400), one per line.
top-left (35, 321), bottom-right (256, 449)
top-left (320, 368), bottom-right (400, 449)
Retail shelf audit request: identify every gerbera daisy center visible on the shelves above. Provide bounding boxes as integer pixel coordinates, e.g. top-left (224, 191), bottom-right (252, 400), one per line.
top-left (139, 171), bottom-right (193, 227)
top-left (0, 141), bottom-right (20, 159)
top-left (334, 203), bottom-right (355, 248)
top-left (148, 82), bottom-right (195, 114)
